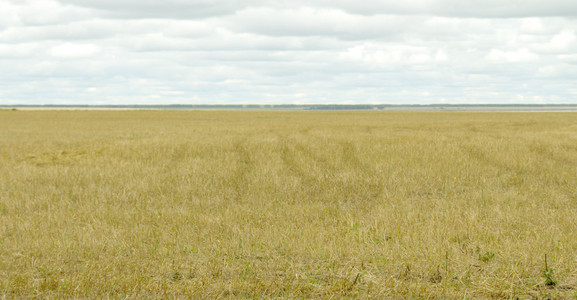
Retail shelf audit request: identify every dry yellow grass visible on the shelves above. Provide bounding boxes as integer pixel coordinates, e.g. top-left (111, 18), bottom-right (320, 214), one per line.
top-left (1, 110), bottom-right (577, 298)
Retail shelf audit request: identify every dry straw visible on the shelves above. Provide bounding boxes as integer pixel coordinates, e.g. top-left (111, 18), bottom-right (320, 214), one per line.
top-left (1, 110), bottom-right (576, 298)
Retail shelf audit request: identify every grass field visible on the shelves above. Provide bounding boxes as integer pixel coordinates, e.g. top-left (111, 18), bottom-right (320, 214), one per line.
top-left (1, 110), bottom-right (577, 298)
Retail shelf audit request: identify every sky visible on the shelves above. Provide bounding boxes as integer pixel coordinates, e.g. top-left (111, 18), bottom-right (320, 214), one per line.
top-left (1, 0), bottom-right (576, 105)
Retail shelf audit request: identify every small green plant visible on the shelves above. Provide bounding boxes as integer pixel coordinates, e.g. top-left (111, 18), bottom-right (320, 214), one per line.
top-left (171, 271), bottom-right (183, 282)
top-left (475, 247), bottom-right (495, 262)
top-left (542, 254), bottom-right (557, 287)
top-left (479, 251), bottom-right (495, 262)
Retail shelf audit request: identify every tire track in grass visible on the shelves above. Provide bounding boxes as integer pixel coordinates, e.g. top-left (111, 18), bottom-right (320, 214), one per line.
top-left (277, 135), bottom-right (325, 201)
top-left (457, 140), bottom-right (531, 191)
top-left (277, 132), bottom-right (384, 204)
top-left (334, 140), bottom-right (384, 203)
top-left (525, 139), bottom-right (577, 203)
top-left (230, 136), bottom-right (255, 202)
top-left (528, 140), bottom-right (576, 167)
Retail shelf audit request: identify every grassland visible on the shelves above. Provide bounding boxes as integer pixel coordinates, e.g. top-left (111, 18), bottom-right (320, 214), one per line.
top-left (1, 110), bottom-right (577, 298)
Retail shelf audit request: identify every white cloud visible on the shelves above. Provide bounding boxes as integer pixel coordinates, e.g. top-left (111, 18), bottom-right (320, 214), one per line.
top-left (0, 0), bottom-right (93, 27)
top-left (0, 0), bottom-right (576, 104)
top-left (0, 2), bottom-right (20, 28)
top-left (558, 54), bottom-right (577, 64)
top-left (320, 0), bottom-right (577, 18)
top-left (0, 42), bottom-right (39, 58)
top-left (550, 30), bottom-right (576, 50)
top-left (520, 18), bottom-right (545, 34)
top-left (57, 0), bottom-right (263, 19)
top-left (434, 50), bottom-right (447, 61)
top-left (486, 48), bottom-right (539, 63)
top-left (48, 43), bottom-right (101, 58)
top-left (339, 43), bottom-right (448, 65)
top-left (222, 7), bottom-right (416, 40)
top-left (60, 0), bottom-right (577, 19)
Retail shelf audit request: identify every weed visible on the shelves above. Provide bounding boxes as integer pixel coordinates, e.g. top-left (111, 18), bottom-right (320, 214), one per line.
top-left (171, 272), bottom-right (183, 282)
top-left (479, 251), bottom-right (495, 262)
top-left (542, 254), bottom-right (557, 287)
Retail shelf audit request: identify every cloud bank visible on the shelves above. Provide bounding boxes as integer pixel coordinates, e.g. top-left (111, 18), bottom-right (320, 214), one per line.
top-left (1, 0), bottom-right (576, 104)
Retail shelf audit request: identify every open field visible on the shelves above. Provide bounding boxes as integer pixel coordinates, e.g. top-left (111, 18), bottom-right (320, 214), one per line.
top-left (1, 111), bottom-right (577, 298)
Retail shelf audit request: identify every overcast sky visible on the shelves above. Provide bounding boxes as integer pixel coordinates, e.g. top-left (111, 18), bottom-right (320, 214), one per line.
top-left (1, 0), bottom-right (576, 105)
